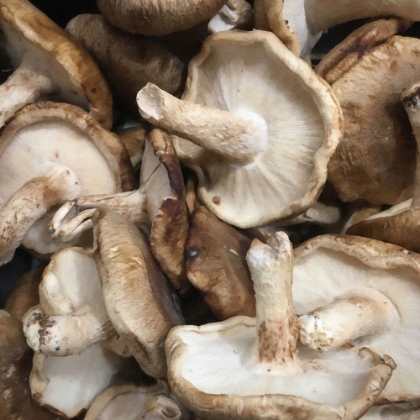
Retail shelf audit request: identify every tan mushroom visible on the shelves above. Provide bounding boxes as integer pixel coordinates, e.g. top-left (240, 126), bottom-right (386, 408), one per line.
top-left (324, 34), bottom-right (420, 205)
top-left (347, 81), bottom-right (420, 251)
top-left (0, 101), bottom-right (136, 264)
top-left (96, 0), bottom-right (227, 36)
top-left (166, 232), bottom-right (395, 419)
top-left (137, 29), bottom-right (342, 229)
top-left (0, 0), bottom-right (113, 128)
top-left (294, 234), bottom-right (420, 402)
top-left (66, 14), bottom-right (185, 119)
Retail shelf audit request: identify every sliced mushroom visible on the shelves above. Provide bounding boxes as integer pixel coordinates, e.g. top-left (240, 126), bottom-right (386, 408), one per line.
top-left (294, 234), bottom-right (420, 402)
top-left (166, 232), bottom-right (395, 419)
top-left (0, 0), bottom-right (113, 128)
top-left (66, 14), bottom-right (185, 119)
top-left (0, 101), bottom-right (136, 263)
top-left (137, 29), bottom-right (342, 228)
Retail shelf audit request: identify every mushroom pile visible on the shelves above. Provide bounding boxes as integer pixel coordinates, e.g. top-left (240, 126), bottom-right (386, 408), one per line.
top-left (2, 0), bottom-right (420, 419)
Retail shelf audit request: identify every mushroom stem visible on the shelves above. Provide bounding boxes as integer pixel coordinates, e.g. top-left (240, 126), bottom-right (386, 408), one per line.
top-left (0, 163), bottom-right (82, 265)
top-left (402, 82), bottom-right (420, 209)
top-left (246, 232), bottom-right (300, 372)
top-left (137, 83), bottom-right (268, 164)
top-left (0, 64), bottom-right (53, 128)
top-left (298, 290), bottom-right (398, 351)
top-left (23, 303), bottom-right (114, 356)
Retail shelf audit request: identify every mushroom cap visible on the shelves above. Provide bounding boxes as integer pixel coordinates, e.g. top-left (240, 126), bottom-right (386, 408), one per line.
top-left (293, 234), bottom-right (420, 401)
top-left (327, 35), bottom-right (420, 205)
top-left (174, 29), bottom-right (342, 228)
top-left (185, 205), bottom-right (256, 319)
top-left (166, 317), bottom-right (394, 419)
top-left (0, 0), bottom-right (113, 128)
top-left (97, 0), bottom-right (226, 36)
top-left (66, 14), bottom-right (185, 119)
top-left (0, 101), bottom-right (136, 256)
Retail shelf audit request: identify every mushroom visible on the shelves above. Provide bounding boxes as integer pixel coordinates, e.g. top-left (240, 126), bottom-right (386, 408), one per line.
top-left (96, 0), bottom-right (227, 36)
top-left (185, 205), bottom-right (255, 320)
top-left (65, 14), bottom-right (186, 119)
top-left (347, 81), bottom-right (420, 252)
top-left (294, 234), bottom-right (420, 402)
top-left (323, 34), bottom-right (420, 205)
top-left (0, 101), bottom-right (136, 264)
top-left (51, 128), bottom-right (189, 289)
top-left (166, 232), bottom-right (395, 419)
top-left (137, 29), bottom-right (342, 229)
top-left (116, 125), bottom-right (146, 172)
top-left (51, 208), bottom-right (184, 379)
top-left (207, 0), bottom-right (253, 33)
top-left (0, 0), bottom-right (113, 128)
top-left (0, 310), bottom-right (60, 420)
top-left (84, 382), bottom-right (188, 420)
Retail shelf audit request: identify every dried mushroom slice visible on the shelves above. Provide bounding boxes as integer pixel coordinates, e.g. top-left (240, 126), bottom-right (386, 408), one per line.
top-left (0, 101), bottom-right (136, 263)
top-left (66, 14), bottom-right (185, 119)
top-left (0, 0), bottom-right (112, 128)
top-left (185, 205), bottom-right (255, 319)
top-left (166, 232), bottom-right (394, 420)
top-left (97, 0), bottom-right (226, 36)
top-left (294, 234), bottom-right (420, 402)
top-left (137, 29), bottom-right (342, 228)
top-left (326, 35), bottom-right (420, 205)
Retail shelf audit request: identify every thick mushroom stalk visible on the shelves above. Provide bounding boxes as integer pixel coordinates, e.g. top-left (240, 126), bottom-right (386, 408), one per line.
top-left (137, 83), bottom-right (268, 165)
top-left (299, 290), bottom-right (398, 351)
top-left (0, 162), bottom-right (82, 264)
top-left (247, 232), bottom-right (300, 373)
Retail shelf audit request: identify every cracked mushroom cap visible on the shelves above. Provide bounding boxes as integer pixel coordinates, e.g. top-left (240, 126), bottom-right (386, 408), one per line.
top-left (0, 101), bottom-right (136, 262)
top-left (97, 0), bottom-right (226, 36)
top-left (293, 234), bottom-right (420, 402)
top-left (137, 29), bottom-right (342, 228)
top-left (0, 0), bottom-right (113, 128)
top-left (326, 35), bottom-right (420, 205)
top-left (66, 14), bottom-right (185, 119)
top-left (166, 232), bottom-right (394, 420)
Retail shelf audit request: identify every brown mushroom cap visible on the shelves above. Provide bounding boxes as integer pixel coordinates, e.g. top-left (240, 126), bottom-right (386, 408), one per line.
top-left (66, 14), bottom-right (185, 119)
top-left (326, 35), bottom-right (420, 205)
top-left (97, 0), bottom-right (227, 36)
top-left (0, 0), bottom-right (113, 128)
top-left (185, 205), bottom-right (255, 319)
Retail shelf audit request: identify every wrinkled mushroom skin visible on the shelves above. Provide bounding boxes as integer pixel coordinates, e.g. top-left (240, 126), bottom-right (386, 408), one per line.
top-left (97, 0), bottom-right (227, 36)
top-left (0, 0), bottom-right (113, 128)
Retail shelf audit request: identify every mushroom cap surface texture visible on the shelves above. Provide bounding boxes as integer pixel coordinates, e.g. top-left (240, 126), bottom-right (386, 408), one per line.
top-left (326, 35), bottom-right (420, 205)
top-left (0, 0), bottom-right (113, 128)
top-left (166, 29), bottom-right (342, 228)
top-left (293, 234), bottom-right (420, 402)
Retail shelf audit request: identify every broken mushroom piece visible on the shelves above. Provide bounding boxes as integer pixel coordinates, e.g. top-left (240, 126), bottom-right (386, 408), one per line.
top-left (137, 29), bottom-right (342, 229)
top-left (208, 0), bottom-right (253, 33)
top-left (347, 82), bottom-right (420, 252)
top-left (66, 14), bottom-right (185, 119)
top-left (166, 232), bottom-right (395, 419)
top-left (97, 0), bottom-right (226, 36)
top-left (325, 35), bottom-right (420, 205)
top-left (294, 234), bottom-right (420, 402)
top-left (52, 128), bottom-right (189, 289)
top-left (0, 101), bottom-right (136, 264)
top-left (53, 208), bottom-right (183, 379)
top-left (0, 0), bottom-right (113, 128)
top-left (84, 382), bottom-right (187, 420)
